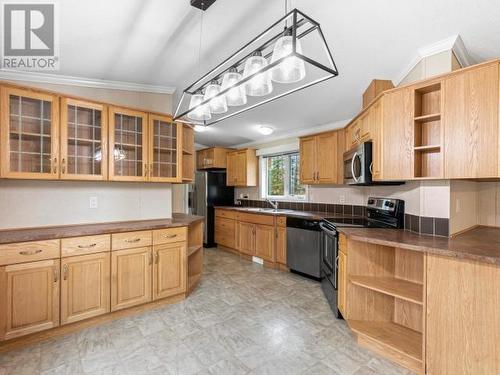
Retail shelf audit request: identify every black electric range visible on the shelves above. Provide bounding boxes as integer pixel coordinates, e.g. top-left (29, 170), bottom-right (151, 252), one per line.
top-left (320, 197), bottom-right (405, 318)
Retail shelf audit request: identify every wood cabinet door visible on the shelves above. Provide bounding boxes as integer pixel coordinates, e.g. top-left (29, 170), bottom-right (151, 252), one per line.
top-left (60, 98), bottom-right (108, 181)
top-left (236, 151), bottom-right (247, 186)
top-left (299, 136), bottom-right (317, 184)
top-left (338, 251), bottom-right (347, 317)
top-left (60, 253), bottom-right (110, 325)
top-left (276, 226), bottom-right (286, 265)
top-left (153, 242), bottom-right (186, 300)
top-left (149, 116), bottom-right (181, 182)
top-left (370, 100), bottom-right (383, 179)
top-left (108, 106), bottom-right (149, 181)
top-left (0, 260), bottom-right (59, 341)
top-left (0, 87), bottom-right (60, 180)
top-left (382, 88), bottom-right (414, 180)
top-left (226, 152), bottom-right (237, 185)
top-left (444, 64), bottom-right (499, 178)
top-left (111, 247), bottom-right (152, 311)
top-left (196, 149), bottom-right (205, 169)
top-left (215, 217), bottom-right (236, 249)
top-left (238, 222), bottom-right (255, 256)
top-left (316, 132), bottom-right (338, 184)
top-left (255, 224), bottom-right (275, 262)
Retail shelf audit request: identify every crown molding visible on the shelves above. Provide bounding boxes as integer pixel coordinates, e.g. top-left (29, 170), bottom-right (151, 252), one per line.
top-left (0, 69), bottom-right (176, 95)
top-left (395, 35), bottom-right (473, 85)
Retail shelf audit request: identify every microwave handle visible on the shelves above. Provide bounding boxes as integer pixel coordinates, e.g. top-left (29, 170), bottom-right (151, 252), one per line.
top-left (351, 153), bottom-right (360, 183)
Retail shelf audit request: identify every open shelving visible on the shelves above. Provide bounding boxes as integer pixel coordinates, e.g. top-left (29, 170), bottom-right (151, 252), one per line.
top-left (187, 219), bottom-right (203, 295)
top-left (413, 82), bottom-right (443, 179)
top-left (181, 125), bottom-right (195, 182)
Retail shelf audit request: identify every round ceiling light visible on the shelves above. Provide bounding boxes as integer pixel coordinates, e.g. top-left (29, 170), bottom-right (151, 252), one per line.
top-left (194, 125), bottom-right (208, 132)
top-left (257, 125), bottom-right (274, 135)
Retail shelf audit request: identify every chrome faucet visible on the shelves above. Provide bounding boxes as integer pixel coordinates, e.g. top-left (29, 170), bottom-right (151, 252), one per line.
top-left (266, 198), bottom-right (278, 211)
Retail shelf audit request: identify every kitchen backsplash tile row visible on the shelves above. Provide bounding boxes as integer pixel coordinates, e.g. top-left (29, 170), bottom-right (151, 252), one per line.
top-left (237, 199), bottom-right (450, 237)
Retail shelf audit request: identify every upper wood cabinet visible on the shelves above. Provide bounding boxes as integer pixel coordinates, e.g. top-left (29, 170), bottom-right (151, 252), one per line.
top-left (362, 79), bottom-right (394, 109)
top-left (443, 63), bottom-right (499, 178)
top-left (0, 259), bottom-right (60, 341)
top-left (108, 106), bottom-right (149, 182)
top-left (381, 88), bottom-right (414, 180)
top-left (300, 130), bottom-right (344, 185)
top-left (60, 98), bottom-right (108, 180)
top-left (153, 242), bottom-right (186, 300)
top-left (182, 125), bottom-right (195, 183)
top-left (197, 147), bottom-right (234, 169)
top-left (0, 87), bottom-right (60, 179)
top-left (226, 149), bottom-right (258, 187)
top-left (370, 99), bottom-right (384, 180)
top-left (148, 115), bottom-right (182, 182)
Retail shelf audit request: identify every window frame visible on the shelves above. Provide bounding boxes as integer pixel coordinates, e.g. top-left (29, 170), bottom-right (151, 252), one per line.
top-left (260, 151), bottom-right (307, 201)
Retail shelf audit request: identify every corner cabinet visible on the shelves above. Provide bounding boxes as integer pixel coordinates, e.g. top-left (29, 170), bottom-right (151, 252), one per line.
top-left (0, 87), bottom-right (60, 179)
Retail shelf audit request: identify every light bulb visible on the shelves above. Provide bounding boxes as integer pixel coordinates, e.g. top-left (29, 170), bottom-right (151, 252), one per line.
top-left (221, 68), bottom-right (247, 106)
top-left (187, 92), bottom-right (211, 121)
top-left (204, 81), bottom-right (228, 114)
top-left (271, 31), bottom-right (306, 84)
top-left (243, 51), bottom-right (273, 97)
top-left (257, 125), bottom-right (274, 135)
top-left (194, 125), bottom-right (208, 132)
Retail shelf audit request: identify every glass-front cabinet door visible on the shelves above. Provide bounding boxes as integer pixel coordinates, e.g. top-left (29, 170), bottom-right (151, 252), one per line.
top-left (60, 98), bottom-right (108, 180)
top-left (108, 106), bottom-right (148, 181)
top-left (0, 87), bottom-right (59, 179)
top-left (148, 115), bottom-right (181, 182)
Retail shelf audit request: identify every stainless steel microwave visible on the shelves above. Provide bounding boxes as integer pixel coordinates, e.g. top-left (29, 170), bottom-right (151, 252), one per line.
top-left (343, 142), bottom-right (373, 185)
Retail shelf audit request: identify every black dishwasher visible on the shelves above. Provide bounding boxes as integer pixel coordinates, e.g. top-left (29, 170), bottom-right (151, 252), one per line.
top-left (286, 217), bottom-right (322, 279)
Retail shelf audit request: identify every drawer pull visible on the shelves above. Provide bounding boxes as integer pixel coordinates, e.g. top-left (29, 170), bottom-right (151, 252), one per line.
top-left (163, 234), bottom-right (177, 239)
top-left (63, 264), bottom-right (69, 280)
top-left (125, 238), bottom-right (141, 243)
top-left (77, 243), bottom-right (97, 249)
top-left (19, 249), bottom-right (42, 256)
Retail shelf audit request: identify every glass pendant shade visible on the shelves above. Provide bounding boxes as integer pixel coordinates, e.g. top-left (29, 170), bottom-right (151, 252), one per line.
top-left (243, 52), bottom-right (273, 97)
top-left (203, 81), bottom-right (228, 114)
top-left (221, 69), bottom-right (247, 106)
top-left (271, 33), bottom-right (306, 83)
top-left (187, 93), bottom-right (211, 121)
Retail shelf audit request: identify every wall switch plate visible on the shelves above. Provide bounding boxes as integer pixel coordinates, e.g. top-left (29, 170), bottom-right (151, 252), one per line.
top-left (339, 195), bottom-right (346, 204)
top-left (89, 196), bottom-right (98, 209)
top-left (252, 256), bottom-right (264, 265)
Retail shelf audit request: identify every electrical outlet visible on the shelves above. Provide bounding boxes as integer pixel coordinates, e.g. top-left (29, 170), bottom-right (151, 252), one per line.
top-left (89, 196), bottom-right (98, 209)
top-left (339, 195), bottom-right (346, 204)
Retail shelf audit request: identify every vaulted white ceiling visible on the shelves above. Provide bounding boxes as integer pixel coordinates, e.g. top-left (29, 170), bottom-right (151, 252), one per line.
top-left (47, 0), bottom-right (500, 145)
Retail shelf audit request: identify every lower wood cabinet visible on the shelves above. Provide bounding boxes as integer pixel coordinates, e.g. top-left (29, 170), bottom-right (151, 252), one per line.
top-left (61, 253), bottom-right (110, 325)
top-left (276, 226), bottom-right (287, 265)
top-left (215, 216), bottom-right (236, 249)
top-left (0, 259), bottom-right (60, 341)
top-left (111, 247), bottom-right (152, 312)
top-left (338, 250), bottom-right (347, 317)
top-left (255, 224), bottom-right (275, 262)
top-left (153, 243), bottom-right (186, 300)
top-left (238, 222), bottom-right (255, 256)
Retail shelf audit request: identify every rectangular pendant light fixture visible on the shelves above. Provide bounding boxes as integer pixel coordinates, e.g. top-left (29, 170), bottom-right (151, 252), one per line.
top-left (173, 9), bottom-right (339, 126)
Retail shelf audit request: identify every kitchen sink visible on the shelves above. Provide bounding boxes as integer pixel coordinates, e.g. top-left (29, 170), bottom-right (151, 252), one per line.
top-left (242, 208), bottom-right (295, 214)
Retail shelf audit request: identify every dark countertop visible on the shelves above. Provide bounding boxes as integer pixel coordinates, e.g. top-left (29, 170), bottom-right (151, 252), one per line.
top-left (0, 213), bottom-right (204, 245)
top-left (339, 226), bottom-right (500, 266)
top-left (215, 206), bottom-right (362, 221)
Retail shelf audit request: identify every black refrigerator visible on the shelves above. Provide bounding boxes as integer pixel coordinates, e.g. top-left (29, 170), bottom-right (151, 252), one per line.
top-left (188, 170), bottom-right (234, 247)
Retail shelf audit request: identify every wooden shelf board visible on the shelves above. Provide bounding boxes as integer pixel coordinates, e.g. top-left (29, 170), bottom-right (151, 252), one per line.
top-left (188, 245), bottom-right (202, 257)
top-left (414, 113), bottom-right (441, 122)
top-left (182, 149), bottom-right (193, 155)
top-left (350, 276), bottom-right (423, 305)
top-left (348, 320), bottom-right (422, 362)
top-left (413, 145), bottom-right (441, 152)
top-left (10, 131), bottom-right (51, 139)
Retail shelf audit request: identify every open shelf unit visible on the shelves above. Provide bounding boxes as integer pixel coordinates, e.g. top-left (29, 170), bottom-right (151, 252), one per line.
top-left (187, 220), bottom-right (203, 295)
top-left (182, 125), bottom-right (195, 182)
top-left (413, 82), bottom-right (443, 179)
top-left (346, 241), bottom-right (425, 373)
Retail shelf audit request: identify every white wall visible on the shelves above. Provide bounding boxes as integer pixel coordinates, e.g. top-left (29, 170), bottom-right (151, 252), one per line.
top-left (399, 50), bottom-right (461, 85)
top-left (0, 180), bottom-right (172, 229)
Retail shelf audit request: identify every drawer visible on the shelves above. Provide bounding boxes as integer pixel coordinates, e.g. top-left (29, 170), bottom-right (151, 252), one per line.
top-left (153, 227), bottom-right (187, 245)
top-left (339, 233), bottom-right (347, 254)
top-left (112, 231), bottom-right (152, 251)
top-left (0, 239), bottom-right (60, 266)
top-left (276, 216), bottom-right (287, 227)
top-left (215, 231), bottom-right (235, 249)
top-left (236, 212), bottom-right (275, 226)
top-left (215, 217), bottom-right (235, 232)
top-left (61, 234), bottom-right (110, 257)
top-left (215, 209), bottom-right (237, 220)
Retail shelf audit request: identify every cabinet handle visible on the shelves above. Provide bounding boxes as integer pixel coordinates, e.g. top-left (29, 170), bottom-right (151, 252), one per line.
top-left (163, 234), bottom-right (177, 239)
top-left (61, 158), bottom-right (66, 174)
top-left (369, 162), bottom-right (374, 175)
top-left (19, 249), bottom-right (42, 256)
top-left (63, 264), bottom-right (68, 280)
top-left (53, 267), bottom-right (58, 283)
top-left (125, 238), bottom-right (141, 243)
top-left (144, 164), bottom-right (148, 177)
top-left (317, 171), bottom-right (320, 181)
top-left (149, 252), bottom-right (153, 265)
top-left (155, 251), bottom-right (159, 264)
top-left (78, 243), bottom-right (97, 249)
top-left (52, 157), bottom-right (58, 174)
top-left (150, 163), bottom-right (153, 178)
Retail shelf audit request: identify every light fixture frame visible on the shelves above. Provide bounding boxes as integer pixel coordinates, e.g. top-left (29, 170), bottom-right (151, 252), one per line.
top-left (173, 8), bottom-right (338, 126)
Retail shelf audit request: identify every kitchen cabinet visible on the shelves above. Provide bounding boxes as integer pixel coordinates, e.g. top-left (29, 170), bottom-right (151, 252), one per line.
top-left (443, 63), bottom-right (499, 178)
top-left (338, 249), bottom-right (347, 317)
top-left (111, 246), bottom-right (152, 311)
top-left (381, 88), bottom-right (414, 180)
top-left (108, 106), bottom-right (149, 181)
top-left (369, 99), bottom-right (383, 180)
top-left (362, 79), bottom-right (394, 109)
top-left (0, 86), bottom-right (60, 179)
top-left (0, 259), bottom-right (60, 341)
top-left (197, 147), bottom-right (234, 169)
top-left (238, 222), bottom-right (255, 256)
top-left (60, 252), bottom-right (110, 325)
top-left (300, 130), bottom-right (343, 184)
top-left (255, 224), bottom-right (275, 262)
top-left (60, 98), bottom-right (108, 180)
top-left (276, 217), bottom-right (287, 266)
top-left (345, 113), bottom-right (370, 150)
top-left (153, 242), bottom-right (186, 300)
top-left (226, 149), bottom-right (258, 187)
top-left (148, 115), bottom-right (182, 182)
top-left (182, 125), bottom-right (195, 182)
top-left (215, 216), bottom-right (236, 249)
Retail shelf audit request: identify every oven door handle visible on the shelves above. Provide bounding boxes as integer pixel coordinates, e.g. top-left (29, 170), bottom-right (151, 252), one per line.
top-left (319, 222), bottom-right (337, 237)
top-left (351, 153), bottom-right (360, 183)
